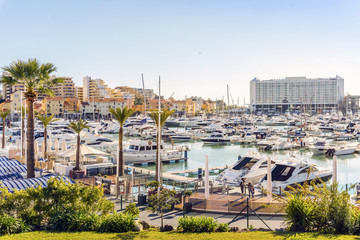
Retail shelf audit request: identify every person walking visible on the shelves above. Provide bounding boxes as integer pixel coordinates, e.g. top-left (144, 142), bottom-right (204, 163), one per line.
top-left (251, 184), bottom-right (255, 199)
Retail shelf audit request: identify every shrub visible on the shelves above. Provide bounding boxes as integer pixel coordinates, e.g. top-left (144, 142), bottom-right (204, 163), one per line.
top-left (139, 220), bottom-right (150, 230)
top-left (47, 211), bottom-right (100, 232)
top-left (230, 226), bottom-right (239, 232)
top-left (98, 213), bottom-right (138, 233)
top-left (281, 181), bottom-right (359, 234)
top-left (177, 216), bottom-right (218, 233)
top-left (124, 203), bottom-right (140, 218)
top-left (216, 222), bottom-right (229, 232)
top-left (0, 214), bottom-right (30, 235)
top-left (161, 224), bottom-right (173, 232)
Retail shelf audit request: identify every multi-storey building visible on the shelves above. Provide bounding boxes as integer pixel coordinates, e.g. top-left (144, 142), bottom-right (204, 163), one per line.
top-left (80, 98), bottom-right (126, 119)
top-left (42, 97), bottom-right (64, 117)
top-left (76, 87), bottom-right (84, 101)
top-left (250, 76), bottom-right (344, 114)
top-left (52, 77), bottom-right (76, 99)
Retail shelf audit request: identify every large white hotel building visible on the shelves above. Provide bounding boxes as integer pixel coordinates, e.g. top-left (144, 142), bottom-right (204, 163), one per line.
top-left (250, 76), bottom-right (344, 114)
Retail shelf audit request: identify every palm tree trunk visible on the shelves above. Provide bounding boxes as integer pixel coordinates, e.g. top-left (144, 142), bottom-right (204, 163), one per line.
top-left (2, 120), bottom-right (5, 148)
top-left (75, 133), bottom-right (80, 170)
top-left (44, 128), bottom-right (47, 161)
top-left (21, 117), bottom-right (25, 156)
top-left (27, 97), bottom-right (35, 178)
top-left (119, 127), bottom-right (124, 177)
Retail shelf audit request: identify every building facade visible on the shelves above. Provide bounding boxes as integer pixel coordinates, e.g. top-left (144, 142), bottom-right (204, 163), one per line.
top-left (250, 76), bottom-right (344, 114)
top-left (52, 77), bottom-right (76, 99)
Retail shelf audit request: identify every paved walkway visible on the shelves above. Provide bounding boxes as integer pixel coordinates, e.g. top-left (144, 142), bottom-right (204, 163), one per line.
top-left (114, 201), bottom-right (285, 230)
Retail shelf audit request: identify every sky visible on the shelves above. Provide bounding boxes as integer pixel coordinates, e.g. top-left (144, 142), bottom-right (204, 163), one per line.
top-left (0, 0), bottom-right (360, 104)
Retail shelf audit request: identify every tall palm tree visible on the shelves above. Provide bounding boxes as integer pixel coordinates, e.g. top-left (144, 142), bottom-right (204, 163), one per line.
top-left (1, 59), bottom-right (63, 178)
top-left (109, 106), bottom-right (135, 198)
top-left (0, 110), bottom-right (10, 148)
top-left (68, 119), bottom-right (89, 171)
top-left (18, 106), bottom-right (26, 156)
top-left (148, 109), bottom-right (174, 182)
top-left (36, 114), bottom-right (59, 162)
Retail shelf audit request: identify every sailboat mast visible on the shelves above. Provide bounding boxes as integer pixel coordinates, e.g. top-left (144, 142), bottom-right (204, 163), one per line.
top-left (227, 84), bottom-right (230, 118)
top-left (142, 74), bottom-right (146, 114)
top-left (157, 76), bottom-right (161, 185)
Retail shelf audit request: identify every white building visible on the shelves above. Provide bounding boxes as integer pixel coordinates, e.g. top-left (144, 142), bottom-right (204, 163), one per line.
top-left (80, 98), bottom-right (126, 119)
top-left (250, 76), bottom-right (344, 114)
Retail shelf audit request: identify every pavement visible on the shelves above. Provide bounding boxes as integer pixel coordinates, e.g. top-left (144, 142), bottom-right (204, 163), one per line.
top-left (114, 201), bottom-right (285, 230)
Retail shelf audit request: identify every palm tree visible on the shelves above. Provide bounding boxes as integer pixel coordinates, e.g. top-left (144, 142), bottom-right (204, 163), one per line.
top-left (36, 114), bottom-right (59, 162)
top-left (18, 106), bottom-right (26, 156)
top-left (148, 109), bottom-right (174, 182)
top-left (0, 110), bottom-right (10, 148)
top-left (68, 119), bottom-right (89, 171)
top-left (1, 59), bottom-right (62, 178)
top-left (109, 106), bottom-right (135, 197)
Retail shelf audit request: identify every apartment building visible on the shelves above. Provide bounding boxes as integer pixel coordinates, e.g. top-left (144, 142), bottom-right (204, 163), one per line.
top-left (76, 87), bottom-right (84, 101)
top-left (80, 98), bottom-right (126, 119)
top-left (43, 97), bottom-right (64, 117)
top-left (250, 76), bottom-right (344, 114)
top-left (52, 77), bottom-right (76, 99)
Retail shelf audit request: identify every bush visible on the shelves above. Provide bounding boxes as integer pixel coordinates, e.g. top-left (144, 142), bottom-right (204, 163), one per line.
top-left (124, 203), bottom-right (140, 218)
top-left (139, 220), bottom-right (150, 230)
top-left (0, 214), bottom-right (30, 235)
top-left (281, 181), bottom-right (359, 234)
top-left (47, 211), bottom-right (100, 232)
top-left (177, 216), bottom-right (219, 233)
top-left (230, 226), bottom-right (239, 232)
top-left (161, 224), bottom-right (173, 232)
top-left (216, 223), bottom-right (229, 232)
top-left (98, 213), bottom-right (138, 233)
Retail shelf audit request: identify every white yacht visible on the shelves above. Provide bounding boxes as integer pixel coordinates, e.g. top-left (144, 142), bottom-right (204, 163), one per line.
top-left (215, 153), bottom-right (275, 185)
top-left (123, 139), bottom-right (186, 164)
top-left (308, 139), bottom-right (328, 155)
top-left (258, 160), bottom-right (332, 194)
top-left (271, 140), bottom-right (296, 151)
top-left (201, 133), bottom-right (231, 145)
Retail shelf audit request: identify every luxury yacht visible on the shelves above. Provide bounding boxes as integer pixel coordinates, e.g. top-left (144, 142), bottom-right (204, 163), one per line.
top-left (201, 133), bottom-right (231, 145)
top-left (123, 139), bottom-right (187, 164)
top-left (215, 153), bottom-right (275, 185)
top-left (258, 160), bottom-right (332, 194)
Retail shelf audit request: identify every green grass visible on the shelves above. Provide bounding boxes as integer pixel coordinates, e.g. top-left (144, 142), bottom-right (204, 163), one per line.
top-left (0, 231), bottom-right (359, 240)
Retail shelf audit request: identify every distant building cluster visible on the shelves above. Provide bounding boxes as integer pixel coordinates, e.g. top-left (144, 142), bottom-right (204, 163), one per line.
top-left (0, 74), bottom-right (219, 120)
top-left (250, 76), bottom-right (345, 114)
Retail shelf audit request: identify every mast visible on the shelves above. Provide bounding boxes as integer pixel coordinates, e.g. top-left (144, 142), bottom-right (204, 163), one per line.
top-left (227, 84), bottom-right (230, 118)
top-left (142, 74), bottom-right (146, 114)
top-left (157, 76), bottom-right (161, 189)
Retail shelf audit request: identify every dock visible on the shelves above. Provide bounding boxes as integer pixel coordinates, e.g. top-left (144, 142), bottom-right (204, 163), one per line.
top-left (125, 165), bottom-right (197, 183)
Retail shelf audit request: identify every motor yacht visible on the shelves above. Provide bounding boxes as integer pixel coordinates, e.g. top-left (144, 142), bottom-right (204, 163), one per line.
top-left (258, 160), bottom-right (332, 194)
top-left (201, 133), bottom-right (231, 145)
top-left (215, 153), bottom-right (276, 185)
top-left (123, 139), bottom-right (187, 164)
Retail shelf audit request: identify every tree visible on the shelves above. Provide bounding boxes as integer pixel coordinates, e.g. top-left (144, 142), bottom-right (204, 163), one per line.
top-left (1, 59), bottom-right (63, 178)
top-left (148, 109), bottom-right (174, 182)
top-left (147, 184), bottom-right (178, 229)
top-left (68, 119), bottom-right (89, 171)
top-left (18, 107), bottom-right (26, 156)
top-left (36, 114), bottom-right (59, 162)
top-left (0, 110), bottom-right (10, 148)
top-left (109, 106), bottom-right (135, 198)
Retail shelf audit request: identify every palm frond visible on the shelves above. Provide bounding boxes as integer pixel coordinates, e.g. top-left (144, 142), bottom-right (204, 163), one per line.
top-left (109, 106), bottom-right (135, 126)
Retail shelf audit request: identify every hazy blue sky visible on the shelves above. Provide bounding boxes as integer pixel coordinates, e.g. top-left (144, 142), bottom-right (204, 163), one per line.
top-left (0, 0), bottom-right (359, 103)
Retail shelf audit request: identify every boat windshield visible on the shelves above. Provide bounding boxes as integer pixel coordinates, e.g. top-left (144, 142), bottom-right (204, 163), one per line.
top-left (232, 157), bottom-right (258, 170)
top-left (264, 164), bottom-right (295, 181)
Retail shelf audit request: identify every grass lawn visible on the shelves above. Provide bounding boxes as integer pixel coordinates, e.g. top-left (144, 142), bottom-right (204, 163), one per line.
top-left (0, 231), bottom-right (359, 240)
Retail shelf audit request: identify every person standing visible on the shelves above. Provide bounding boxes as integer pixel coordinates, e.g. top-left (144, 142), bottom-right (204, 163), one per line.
top-left (239, 178), bottom-right (245, 197)
top-left (247, 182), bottom-right (252, 199)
